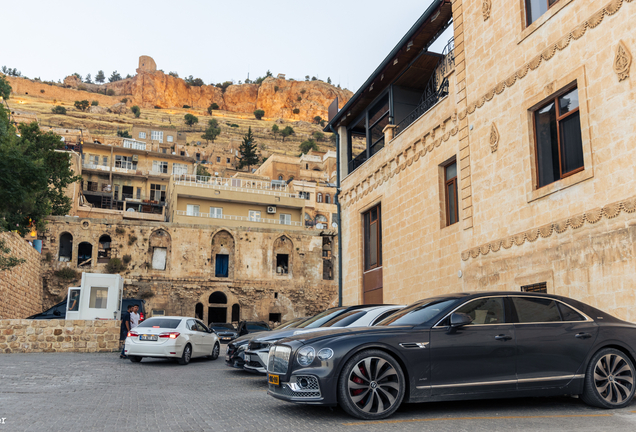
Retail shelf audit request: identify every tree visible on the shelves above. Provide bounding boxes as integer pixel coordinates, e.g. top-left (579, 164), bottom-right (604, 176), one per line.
top-left (271, 124), bottom-right (280, 139)
top-left (168, 71), bottom-right (179, 78)
top-left (292, 108), bottom-right (300, 115)
top-left (313, 116), bottom-right (322, 124)
top-left (184, 113), bottom-right (199, 127)
top-left (237, 127), bottom-right (260, 171)
top-left (313, 131), bottom-right (325, 141)
top-left (91, 100), bottom-right (98, 106)
top-left (131, 106), bottom-right (141, 118)
top-left (117, 130), bottom-right (132, 138)
top-left (185, 76), bottom-right (205, 86)
top-left (108, 71), bottom-right (122, 82)
top-left (253, 109), bottom-right (265, 120)
top-left (207, 103), bottom-right (219, 114)
top-left (95, 70), bottom-right (105, 83)
top-left (74, 100), bottom-right (89, 111)
top-left (51, 106), bottom-right (67, 115)
top-left (280, 126), bottom-right (295, 142)
top-left (305, 75), bottom-right (310, 81)
top-left (299, 139), bottom-right (319, 154)
top-left (106, 89), bottom-right (115, 96)
top-left (197, 164), bottom-right (211, 177)
top-left (202, 119), bottom-right (221, 143)
top-left (327, 77), bottom-right (332, 84)
top-left (0, 76), bottom-right (11, 100)
top-left (72, 72), bottom-right (83, 81)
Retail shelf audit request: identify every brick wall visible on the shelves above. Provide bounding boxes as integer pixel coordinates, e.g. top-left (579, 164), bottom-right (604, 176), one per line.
top-left (0, 232), bottom-right (43, 319)
top-left (0, 319), bottom-right (120, 353)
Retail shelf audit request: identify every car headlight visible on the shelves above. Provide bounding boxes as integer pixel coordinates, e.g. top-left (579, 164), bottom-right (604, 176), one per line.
top-left (238, 344), bottom-right (247, 352)
top-left (297, 346), bottom-right (315, 367)
top-left (317, 348), bottom-right (334, 361)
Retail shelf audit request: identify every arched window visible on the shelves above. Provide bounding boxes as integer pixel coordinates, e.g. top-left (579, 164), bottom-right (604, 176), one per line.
top-left (195, 303), bottom-right (204, 320)
top-left (316, 215), bottom-right (328, 223)
top-left (77, 242), bottom-right (93, 267)
top-left (212, 230), bottom-right (235, 279)
top-left (325, 194), bottom-right (331, 204)
top-left (231, 304), bottom-right (240, 322)
top-left (273, 235), bottom-right (292, 276)
top-left (278, 175), bottom-right (284, 180)
top-left (317, 193), bottom-right (323, 203)
top-left (149, 229), bottom-right (171, 271)
top-left (209, 291), bottom-right (227, 304)
top-left (98, 235), bottom-right (112, 264)
top-left (59, 233), bottom-right (73, 262)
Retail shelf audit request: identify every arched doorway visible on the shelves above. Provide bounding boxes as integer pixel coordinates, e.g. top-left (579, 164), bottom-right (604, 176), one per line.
top-left (195, 303), bottom-right (204, 320)
top-left (231, 304), bottom-right (240, 322)
top-left (208, 291), bottom-right (227, 324)
top-left (59, 233), bottom-right (73, 262)
top-left (98, 235), bottom-right (112, 264)
top-left (77, 242), bottom-right (93, 267)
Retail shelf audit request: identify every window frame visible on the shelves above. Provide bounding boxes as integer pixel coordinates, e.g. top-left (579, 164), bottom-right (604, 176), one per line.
top-left (279, 213), bottom-right (292, 225)
top-left (138, 131), bottom-right (146, 139)
top-left (186, 204), bottom-right (200, 217)
top-left (363, 204), bottom-right (382, 272)
top-left (210, 207), bottom-right (223, 219)
top-left (444, 160), bottom-right (459, 227)
top-left (525, 0), bottom-right (560, 27)
top-left (248, 210), bottom-right (261, 221)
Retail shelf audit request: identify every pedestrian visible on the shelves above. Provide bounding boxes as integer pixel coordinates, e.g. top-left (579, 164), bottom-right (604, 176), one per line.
top-left (119, 304), bottom-right (133, 359)
top-left (130, 305), bottom-right (140, 330)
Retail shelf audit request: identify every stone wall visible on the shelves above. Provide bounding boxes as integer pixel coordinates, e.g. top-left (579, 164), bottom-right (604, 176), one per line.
top-left (0, 232), bottom-right (43, 319)
top-left (0, 319), bottom-right (120, 353)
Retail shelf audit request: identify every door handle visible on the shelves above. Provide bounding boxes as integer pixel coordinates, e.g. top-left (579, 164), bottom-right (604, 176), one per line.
top-left (494, 334), bottom-right (512, 341)
top-left (575, 332), bottom-right (592, 339)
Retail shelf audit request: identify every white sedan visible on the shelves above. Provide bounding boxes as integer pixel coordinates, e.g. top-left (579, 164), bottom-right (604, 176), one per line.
top-left (125, 316), bottom-right (220, 365)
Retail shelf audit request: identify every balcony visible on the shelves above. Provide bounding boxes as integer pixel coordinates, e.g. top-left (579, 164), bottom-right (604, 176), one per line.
top-left (82, 163), bottom-right (138, 175)
top-left (173, 175), bottom-right (296, 199)
top-left (175, 210), bottom-right (303, 227)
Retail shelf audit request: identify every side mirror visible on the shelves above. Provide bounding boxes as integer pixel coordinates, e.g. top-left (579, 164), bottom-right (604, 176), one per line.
top-left (450, 312), bottom-right (473, 328)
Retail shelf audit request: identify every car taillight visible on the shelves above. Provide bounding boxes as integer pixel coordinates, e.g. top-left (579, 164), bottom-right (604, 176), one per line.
top-left (140, 313), bottom-right (144, 321)
top-left (128, 331), bottom-right (138, 337)
top-left (159, 332), bottom-right (180, 339)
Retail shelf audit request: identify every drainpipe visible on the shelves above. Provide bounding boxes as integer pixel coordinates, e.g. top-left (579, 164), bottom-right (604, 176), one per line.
top-left (329, 124), bottom-right (343, 307)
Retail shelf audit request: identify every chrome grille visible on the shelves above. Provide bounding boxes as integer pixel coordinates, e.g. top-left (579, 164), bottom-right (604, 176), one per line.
top-left (269, 376), bottom-right (321, 398)
top-left (267, 345), bottom-right (291, 374)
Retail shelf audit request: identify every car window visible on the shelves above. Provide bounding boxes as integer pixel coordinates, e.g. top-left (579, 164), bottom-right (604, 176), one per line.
top-left (195, 320), bottom-right (208, 332)
top-left (297, 308), bottom-right (347, 328)
top-left (371, 309), bottom-right (400, 326)
top-left (512, 297), bottom-right (561, 323)
top-left (246, 323), bottom-right (269, 331)
top-left (378, 299), bottom-right (456, 326)
top-left (212, 323), bottom-right (235, 330)
top-left (454, 297), bottom-right (505, 325)
top-left (557, 302), bottom-right (585, 321)
top-left (137, 318), bottom-right (181, 329)
top-left (323, 311), bottom-right (367, 327)
top-left (186, 319), bottom-right (198, 331)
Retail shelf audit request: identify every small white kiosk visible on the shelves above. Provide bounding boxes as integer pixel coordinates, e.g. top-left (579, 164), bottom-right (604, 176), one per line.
top-left (65, 273), bottom-right (123, 320)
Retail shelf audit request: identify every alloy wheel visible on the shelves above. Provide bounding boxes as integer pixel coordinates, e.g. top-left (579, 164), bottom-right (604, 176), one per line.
top-left (184, 346), bottom-right (191, 363)
top-left (593, 353), bottom-right (634, 404)
top-left (346, 357), bottom-right (401, 415)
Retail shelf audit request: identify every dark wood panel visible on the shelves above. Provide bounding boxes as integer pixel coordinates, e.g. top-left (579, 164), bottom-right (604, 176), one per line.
top-left (363, 267), bottom-right (383, 305)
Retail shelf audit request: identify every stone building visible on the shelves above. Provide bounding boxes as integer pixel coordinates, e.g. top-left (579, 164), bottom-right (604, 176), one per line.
top-left (329, 0), bottom-right (636, 320)
top-left (131, 125), bottom-right (187, 154)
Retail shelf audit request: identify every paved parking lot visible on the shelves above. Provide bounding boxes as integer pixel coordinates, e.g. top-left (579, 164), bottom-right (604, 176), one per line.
top-left (1, 347), bottom-right (636, 431)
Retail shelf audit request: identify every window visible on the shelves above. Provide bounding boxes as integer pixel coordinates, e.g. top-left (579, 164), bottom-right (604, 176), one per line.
top-left (363, 205), bottom-right (382, 271)
top-left (86, 181), bottom-right (98, 192)
top-left (114, 185), bottom-right (120, 201)
top-left (151, 130), bottom-right (163, 142)
top-left (215, 254), bottom-right (229, 277)
top-left (444, 161), bottom-right (458, 226)
top-left (317, 193), bottom-right (323, 203)
top-left (558, 303), bottom-right (585, 321)
top-left (325, 194), bottom-right (331, 204)
top-left (534, 87), bottom-right (583, 188)
top-left (152, 247), bottom-right (167, 270)
top-left (521, 282), bottom-right (547, 293)
top-left (196, 153), bottom-right (201, 161)
top-left (249, 210), bottom-right (261, 221)
top-left (276, 254), bottom-right (289, 274)
top-left (138, 131), bottom-right (147, 139)
top-left (102, 156), bottom-right (108, 166)
top-left (172, 163), bottom-right (188, 175)
top-left (88, 154), bottom-right (100, 165)
top-left (150, 184), bottom-right (166, 202)
top-left (115, 155), bottom-right (137, 170)
top-left (89, 287), bottom-right (108, 309)
top-left (162, 148), bottom-right (167, 154)
top-left (123, 140), bottom-right (146, 150)
top-left (226, 158), bottom-right (231, 164)
top-left (526, 0), bottom-right (560, 26)
top-left (279, 214), bottom-right (291, 225)
top-left (217, 156), bottom-right (221, 163)
top-left (180, 151), bottom-right (185, 156)
top-left (298, 191), bottom-right (310, 200)
top-left (454, 297), bottom-right (505, 325)
top-left (186, 204), bottom-right (200, 216)
top-left (512, 297), bottom-right (561, 323)
top-left (136, 187), bottom-right (141, 199)
top-left (269, 313), bottom-right (282, 323)
top-left (210, 207), bottom-right (223, 219)
top-left (68, 289), bottom-right (80, 312)
top-left (167, 135), bottom-right (174, 143)
top-left (152, 160), bottom-right (169, 174)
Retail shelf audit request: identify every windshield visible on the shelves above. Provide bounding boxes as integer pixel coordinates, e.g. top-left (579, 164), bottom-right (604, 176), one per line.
top-left (377, 299), bottom-right (456, 326)
top-left (137, 318), bottom-right (181, 329)
top-left (322, 310), bottom-right (367, 328)
top-left (211, 323), bottom-right (235, 330)
top-left (273, 318), bottom-right (306, 330)
top-left (296, 307), bottom-right (346, 329)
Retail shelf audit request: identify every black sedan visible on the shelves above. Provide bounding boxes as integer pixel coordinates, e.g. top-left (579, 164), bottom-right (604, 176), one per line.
top-left (209, 323), bottom-right (239, 342)
top-left (266, 292), bottom-right (636, 420)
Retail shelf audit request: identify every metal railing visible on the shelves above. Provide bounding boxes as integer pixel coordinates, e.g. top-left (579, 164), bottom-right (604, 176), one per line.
top-left (173, 175), bottom-right (300, 199)
top-left (82, 163), bottom-right (137, 174)
top-left (176, 210), bottom-right (303, 227)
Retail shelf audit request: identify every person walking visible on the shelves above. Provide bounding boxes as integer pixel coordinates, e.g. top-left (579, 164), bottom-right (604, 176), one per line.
top-left (119, 304), bottom-right (133, 359)
top-left (130, 305), bottom-right (140, 330)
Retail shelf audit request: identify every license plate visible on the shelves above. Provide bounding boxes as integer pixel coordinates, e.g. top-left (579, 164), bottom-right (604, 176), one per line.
top-left (225, 355), bottom-right (230, 361)
top-left (244, 354), bottom-right (251, 362)
top-left (268, 374), bottom-right (279, 385)
top-left (140, 334), bottom-right (158, 341)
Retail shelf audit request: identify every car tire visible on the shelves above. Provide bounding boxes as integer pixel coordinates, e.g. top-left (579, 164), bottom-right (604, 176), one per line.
top-left (128, 355), bottom-right (142, 363)
top-left (178, 344), bottom-right (192, 365)
top-left (581, 348), bottom-right (636, 409)
top-left (337, 349), bottom-right (405, 420)
top-left (209, 342), bottom-right (220, 360)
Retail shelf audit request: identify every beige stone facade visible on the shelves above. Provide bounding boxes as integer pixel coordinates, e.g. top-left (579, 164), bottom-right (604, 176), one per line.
top-left (334, 0), bottom-right (636, 320)
top-left (0, 319), bottom-right (120, 353)
top-left (0, 232), bottom-right (43, 319)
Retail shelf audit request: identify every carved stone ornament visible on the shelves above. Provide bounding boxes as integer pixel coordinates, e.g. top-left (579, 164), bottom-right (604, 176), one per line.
top-left (489, 123), bottom-right (499, 153)
top-left (482, 0), bottom-right (491, 21)
top-left (614, 41), bottom-right (632, 81)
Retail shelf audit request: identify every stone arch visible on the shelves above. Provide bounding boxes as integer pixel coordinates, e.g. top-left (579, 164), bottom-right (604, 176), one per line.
top-left (208, 291), bottom-right (228, 324)
top-left (77, 242), bottom-right (93, 267)
top-left (273, 235), bottom-right (293, 276)
top-left (317, 192), bottom-right (323, 203)
top-left (195, 303), bottom-right (204, 320)
top-left (211, 230), bottom-right (235, 279)
top-left (148, 229), bottom-right (171, 271)
top-left (58, 232), bottom-right (73, 262)
top-left (97, 234), bottom-right (112, 264)
top-left (231, 304), bottom-right (240, 322)
top-left (209, 291), bottom-right (227, 304)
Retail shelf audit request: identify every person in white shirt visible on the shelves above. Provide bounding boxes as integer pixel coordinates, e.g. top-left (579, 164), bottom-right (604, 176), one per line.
top-left (130, 305), bottom-right (140, 329)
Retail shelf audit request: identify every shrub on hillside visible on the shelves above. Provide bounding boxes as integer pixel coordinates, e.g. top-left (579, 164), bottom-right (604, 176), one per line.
top-left (292, 108), bottom-right (300, 115)
top-left (184, 113), bottom-right (199, 127)
top-left (106, 258), bottom-right (124, 274)
top-left (74, 100), bottom-right (89, 111)
top-left (51, 106), bottom-right (67, 115)
top-left (106, 89), bottom-right (115, 96)
top-left (208, 103), bottom-right (220, 114)
top-left (120, 98), bottom-right (128, 104)
top-left (131, 106), bottom-right (141, 118)
top-left (182, 105), bottom-right (191, 109)
top-left (91, 100), bottom-right (99, 106)
top-left (253, 109), bottom-right (265, 120)
top-left (54, 268), bottom-right (78, 280)
top-left (117, 130), bottom-right (132, 138)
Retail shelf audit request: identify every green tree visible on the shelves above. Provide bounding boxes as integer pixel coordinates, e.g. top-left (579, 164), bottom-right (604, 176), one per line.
top-left (0, 77), bottom-right (11, 100)
top-left (281, 126), bottom-right (295, 142)
top-left (292, 108), bottom-right (300, 115)
top-left (207, 103), bottom-right (219, 114)
top-left (202, 119), bottom-right (221, 143)
top-left (185, 76), bottom-right (205, 86)
top-left (168, 71), bottom-right (179, 78)
top-left (72, 72), bottom-right (83, 81)
top-left (253, 109), bottom-right (265, 120)
top-left (197, 164), bottom-right (211, 177)
top-left (74, 100), bottom-right (89, 111)
top-left (271, 124), bottom-right (280, 139)
top-left (131, 105), bottom-right (141, 118)
top-left (117, 130), bottom-right (132, 138)
top-left (51, 106), bottom-right (67, 115)
top-left (108, 71), bottom-right (122, 82)
top-left (313, 131), bottom-right (325, 141)
top-left (85, 73), bottom-right (93, 84)
top-left (91, 100), bottom-right (99, 106)
top-left (299, 139), bottom-right (319, 154)
top-left (327, 77), bottom-right (332, 84)
top-left (184, 113), bottom-right (199, 127)
top-left (313, 116), bottom-right (322, 124)
top-left (95, 70), bottom-right (105, 83)
top-left (237, 127), bottom-right (260, 171)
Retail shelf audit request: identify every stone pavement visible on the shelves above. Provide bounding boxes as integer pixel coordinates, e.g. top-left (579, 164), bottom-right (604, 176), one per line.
top-left (1, 348), bottom-right (636, 432)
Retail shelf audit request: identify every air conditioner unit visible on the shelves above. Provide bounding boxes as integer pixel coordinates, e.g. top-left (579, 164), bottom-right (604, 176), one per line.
top-left (267, 206), bottom-right (277, 214)
top-left (132, 155), bottom-right (139, 162)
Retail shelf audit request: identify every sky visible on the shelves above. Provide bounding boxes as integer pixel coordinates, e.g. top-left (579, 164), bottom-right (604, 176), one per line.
top-left (2, 0), bottom-right (450, 93)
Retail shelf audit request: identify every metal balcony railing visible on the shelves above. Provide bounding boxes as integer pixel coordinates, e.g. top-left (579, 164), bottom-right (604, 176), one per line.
top-left (176, 210), bottom-right (303, 227)
top-left (173, 175), bottom-right (300, 199)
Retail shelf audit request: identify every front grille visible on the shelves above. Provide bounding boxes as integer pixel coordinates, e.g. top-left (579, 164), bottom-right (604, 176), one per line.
top-left (269, 376), bottom-right (321, 398)
top-left (268, 346), bottom-right (291, 374)
top-left (294, 375), bottom-right (319, 391)
top-left (247, 360), bottom-right (263, 368)
top-left (248, 341), bottom-right (271, 351)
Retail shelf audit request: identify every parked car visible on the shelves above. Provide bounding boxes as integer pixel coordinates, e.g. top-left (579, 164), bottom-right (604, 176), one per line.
top-left (125, 316), bottom-right (220, 365)
top-left (27, 298), bottom-right (146, 321)
top-left (225, 318), bottom-right (309, 369)
top-left (237, 321), bottom-right (271, 336)
top-left (267, 292), bottom-right (636, 420)
top-left (244, 305), bottom-right (404, 374)
top-left (209, 323), bottom-right (239, 342)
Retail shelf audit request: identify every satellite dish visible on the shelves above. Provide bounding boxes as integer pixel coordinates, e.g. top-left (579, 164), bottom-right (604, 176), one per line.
top-left (331, 222), bottom-right (338, 228)
top-left (127, 208), bottom-right (136, 212)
